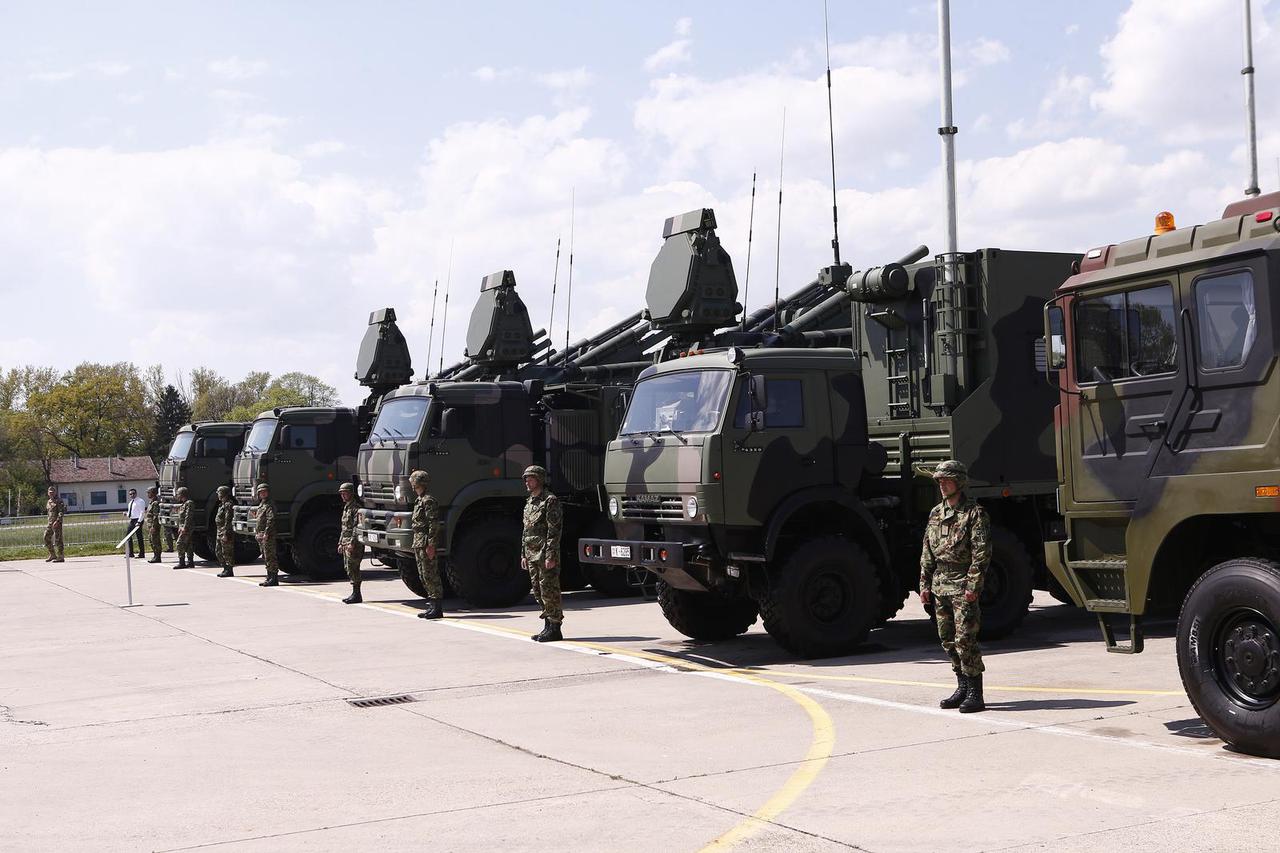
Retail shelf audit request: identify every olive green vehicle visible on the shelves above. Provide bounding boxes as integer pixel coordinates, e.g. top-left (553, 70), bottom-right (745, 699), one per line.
top-left (1044, 191), bottom-right (1280, 758)
top-left (158, 422), bottom-right (259, 564)
top-left (231, 309), bottom-right (413, 579)
top-left (582, 207), bottom-right (1079, 656)
top-left (355, 270), bottom-right (656, 606)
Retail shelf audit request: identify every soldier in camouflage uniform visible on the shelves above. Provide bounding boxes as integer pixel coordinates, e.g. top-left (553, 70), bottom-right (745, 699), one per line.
top-left (163, 523), bottom-right (175, 554)
top-left (145, 486), bottom-right (163, 563)
top-left (174, 486), bottom-right (196, 569)
top-left (409, 470), bottom-right (444, 619)
top-left (920, 460), bottom-right (991, 713)
top-left (255, 482), bottom-right (279, 587)
top-left (521, 465), bottom-right (564, 642)
top-left (214, 485), bottom-right (236, 578)
top-left (43, 486), bottom-right (66, 562)
top-left (338, 482), bottom-right (365, 604)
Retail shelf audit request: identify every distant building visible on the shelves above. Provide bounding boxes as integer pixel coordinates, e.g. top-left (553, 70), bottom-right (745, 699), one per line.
top-left (48, 455), bottom-right (159, 513)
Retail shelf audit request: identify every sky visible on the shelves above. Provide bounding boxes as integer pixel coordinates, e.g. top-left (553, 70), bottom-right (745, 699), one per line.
top-left (2, 0), bottom-right (1277, 405)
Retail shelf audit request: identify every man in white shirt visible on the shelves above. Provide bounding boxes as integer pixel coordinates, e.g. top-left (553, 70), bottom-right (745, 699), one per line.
top-left (124, 488), bottom-right (148, 558)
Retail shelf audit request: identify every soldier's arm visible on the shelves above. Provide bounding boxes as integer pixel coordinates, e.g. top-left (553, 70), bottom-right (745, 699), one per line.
top-left (545, 496), bottom-right (563, 558)
top-left (425, 497), bottom-right (440, 545)
top-left (919, 516), bottom-right (936, 594)
top-left (966, 509), bottom-right (992, 595)
top-left (264, 506), bottom-right (276, 537)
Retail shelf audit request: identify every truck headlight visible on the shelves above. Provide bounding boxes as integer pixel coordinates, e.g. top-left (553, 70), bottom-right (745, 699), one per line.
top-left (685, 496), bottom-right (699, 519)
top-left (394, 484), bottom-right (404, 504)
top-left (357, 483), bottom-right (364, 499)
top-left (608, 496), bottom-right (619, 517)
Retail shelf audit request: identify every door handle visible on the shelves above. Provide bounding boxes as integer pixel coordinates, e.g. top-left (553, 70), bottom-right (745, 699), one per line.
top-left (800, 456), bottom-right (817, 467)
top-left (1138, 420), bottom-right (1167, 436)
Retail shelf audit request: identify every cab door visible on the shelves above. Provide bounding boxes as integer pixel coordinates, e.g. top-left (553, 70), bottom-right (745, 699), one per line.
top-left (1066, 277), bottom-right (1181, 503)
top-left (720, 371), bottom-right (833, 525)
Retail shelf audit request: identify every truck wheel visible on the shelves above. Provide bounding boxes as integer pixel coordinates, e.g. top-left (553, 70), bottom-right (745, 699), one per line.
top-left (397, 555), bottom-right (429, 598)
top-left (758, 537), bottom-right (880, 658)
top-left (584, 564), bottom-right (640, 598)
top-left (1177, 558), bottom-right (1280, 759)
top-left (293, 515), bottom-right (346, 580)
top-left (234, 538), bottom-right (261, 564)
top-left (192, 532), bottom-right (216, 563)
top-left (657, 581), bottom-right (758, 640)
top-left (278, 547), bottom-right (301, 576)
top-left (446, 515), bottom-right (528, 607)
top-left (977, 527), bottom-right (1035, 640)
top-left (1045, 572), bottom-right (1075, 605)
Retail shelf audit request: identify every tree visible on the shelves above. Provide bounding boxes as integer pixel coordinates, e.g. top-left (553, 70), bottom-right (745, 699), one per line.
top-left (225, 372), bottom-right (340, 421)
top-left (25, 362), bottom-right (150, 459)
top-left (149, 384), bottom-right (192, 460)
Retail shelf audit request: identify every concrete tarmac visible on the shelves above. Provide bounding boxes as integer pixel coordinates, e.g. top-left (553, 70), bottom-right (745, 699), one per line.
top-left (2, 553), bottom-right (1276, 852)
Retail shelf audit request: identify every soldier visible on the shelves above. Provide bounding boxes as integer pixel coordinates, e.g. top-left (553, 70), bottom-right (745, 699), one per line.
top-left (174, 486), bottom-right (196, 569)
top-left (338, 482), bottom-right (364, 604)
top-left (163, 522), bottom-right (175, 554)
top-left (409, 470), bottom-right (444, 619)
top-left (214, 485), bottom-right (236, 578)
top-left (43, 486), bottom-right (66, 562)
top-left (521, 465), bottom-right (563, 642)
top-left (254, 482), bottom-right (279, 587)
top-left (919, 460), bottom-right (991, 713)
top-left (145, 486), bottom-right (163, 563)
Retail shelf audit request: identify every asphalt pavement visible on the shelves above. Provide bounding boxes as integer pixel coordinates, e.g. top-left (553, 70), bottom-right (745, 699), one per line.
top-left (2, 552), bottom-right (1276, 852)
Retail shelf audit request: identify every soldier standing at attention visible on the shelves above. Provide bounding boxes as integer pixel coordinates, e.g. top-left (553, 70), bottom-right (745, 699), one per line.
top-left (163, 522), bottom-right (175, 554)
top-left (920, 460), bottom-right (991, 713)
top-left (409, 470), bottom-right (444, 619)
top-left (338, 482), bottom-right (365, 604)
top-left (215, 485), bottom-right (236, 578)
top-left (521, 465), bottom-right (563, 642)
top-left (43, 486), bottom-right (66, 562)
top-left (145, 486), bottom-right (163, 563)
top-left (255, 482), bottom-right (279, 587)
top-left (174, 486), bottom-right (196, 569)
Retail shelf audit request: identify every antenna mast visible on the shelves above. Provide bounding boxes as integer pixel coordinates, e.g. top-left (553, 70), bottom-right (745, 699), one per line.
top-left (438, 238), bottom-right (454, 375)
top-left (773, 108), bottom-right (786, 331)
top-left (546, 236), bottom-right (561, 361)
top-left (937, 0), bottom-right (960, 381)
top-left (1242, 0), bottom-right (1260, 197)
top-left (824, 0), bottom-right (842, 268)
top-left (563, 189), bottom-right (576, 358)
top-left (425, 277), bottom-right (439, 374)
top-left (741, 172), bottom-right (757, 330)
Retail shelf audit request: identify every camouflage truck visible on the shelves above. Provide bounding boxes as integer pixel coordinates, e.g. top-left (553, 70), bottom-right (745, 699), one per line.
top-left (356, 270), bottom-right (658, 606)
top-left (1044, 192), bottom-right (1280, 758)
top-left (231, 308), bottom-right (413, 579)
top-left (581, 207), bottom-right (1079, 655)
top-left (158, 421), bottom-right (258, 563)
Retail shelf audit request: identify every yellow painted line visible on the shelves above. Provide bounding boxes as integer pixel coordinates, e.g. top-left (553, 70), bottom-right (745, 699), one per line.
top-left (724, 667), bottom-right (1184, 697)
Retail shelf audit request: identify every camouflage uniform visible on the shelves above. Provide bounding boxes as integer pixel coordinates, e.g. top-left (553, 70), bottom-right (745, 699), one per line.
top-left (145, 490), bottom-right (162, 562)
top-left (411, 489), bottom-right (442, 600)
top-left (163, 524), bottom-right (175, 553)
top-left (43, 495), bottom-right (66, 561)
top-left (215, 488), bottom-right (235, 576)
top-left (255, 487), bottom-right (278, 583)
top-left (176, 496), bottom-right (196, 567)
top-left (921, 494), bottom-right (990, 676)
top-left (522, 470), bottom-right (564, 626)
top-left (339, 487), bottom-right (365, 591)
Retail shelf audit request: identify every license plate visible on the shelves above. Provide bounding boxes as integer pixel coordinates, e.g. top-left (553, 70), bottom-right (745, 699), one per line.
top-left (368, 532), bottom-right (382, 541)
top-left (610, 545), bottom-right (632, 559)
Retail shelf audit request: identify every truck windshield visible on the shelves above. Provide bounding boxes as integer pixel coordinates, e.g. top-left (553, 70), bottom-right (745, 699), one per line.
top-left (620, 370), bottom-right (733, 435)
top-left (370, 397), bottom-right (430, 442)
top-left (245, 419), bottom-right (278, 453)
top-left (167, 433), bottom-right (195, 460)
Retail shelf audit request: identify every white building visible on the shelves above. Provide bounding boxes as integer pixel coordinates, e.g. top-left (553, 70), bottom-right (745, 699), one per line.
top-left (49, 455), bottom-right (159, 513)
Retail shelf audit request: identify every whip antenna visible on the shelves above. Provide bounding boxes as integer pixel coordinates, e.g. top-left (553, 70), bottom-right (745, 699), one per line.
top-left (546, 236), bottom-right (561, 362)
top-left (773, 108), bottom-right (786, 330)
top-left (741, 171), bottom-right (757, 330)
top-left (824, 0), bottom-right (842, 267)
top-left (438, 238), bottom-right (454, 374)
top-left (563, 189), bottom-right (576, 359)
top-left (425, 277), bottom-right (439, 374)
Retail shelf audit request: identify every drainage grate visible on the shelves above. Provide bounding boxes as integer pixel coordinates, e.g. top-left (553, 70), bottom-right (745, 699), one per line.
top-left (346, 694), bottom-right (417, 709)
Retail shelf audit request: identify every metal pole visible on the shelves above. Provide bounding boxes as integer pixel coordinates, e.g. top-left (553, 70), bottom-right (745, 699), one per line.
top-left (1243, 0), bottom-right (1260, 196)
top-left (937, 0), bottom-right (960, 380)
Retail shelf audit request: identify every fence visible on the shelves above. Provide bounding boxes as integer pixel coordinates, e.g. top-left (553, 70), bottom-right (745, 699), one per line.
top-left (0, 512), bottom-right (134, 552)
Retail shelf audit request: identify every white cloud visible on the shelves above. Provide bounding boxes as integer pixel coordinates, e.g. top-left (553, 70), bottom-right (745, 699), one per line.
top-left (208, 56), bottom-right (270, 80)
top-left (675, 17), bottom-right (692, 38)
top-left (88, 61), bottom-right (131, 77)
top-left (536, 67), bottom-right (592, 90)
top-left (1065, 23), bottom-right (1080, 36)
top-left (967, 37), bottom-right (1010, 66)
top-left (302, 140), bottom-right (348, 157)
top-left (117, 92), bottom-right (145, 106)
top-left (1007, 72), bottom-right (1095, 141)
top-left (644, 18), bottom-right (694, 72)
top-left (28, 69), bottom-right (76, 83)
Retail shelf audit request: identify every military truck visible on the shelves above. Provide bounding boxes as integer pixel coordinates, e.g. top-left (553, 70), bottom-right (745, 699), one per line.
top-left (1044, 192), bottom-right (1280, 758)
top-left (581, 207), bottom-right (1079, 655)
top-left (355, 270), bottom-right (658, 606)
top-left (158, 421), bottom-right (258, 563)
top-left (230, 308), bottom-right (413, 579)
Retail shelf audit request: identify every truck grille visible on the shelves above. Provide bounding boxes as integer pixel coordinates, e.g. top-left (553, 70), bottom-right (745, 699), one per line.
top-left (159, 486), bottom-right (176, 500)
top-left (363, 484), bottom-right (396, 504)
top-left (233, 484), bottom-right (255, 502)
top-left (621, 495), bottom-right (684, 520)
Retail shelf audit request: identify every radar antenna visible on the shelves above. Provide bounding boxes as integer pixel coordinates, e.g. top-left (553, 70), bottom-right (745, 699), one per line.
top-left (741, 171), bottom-right (757, 331)
top-left (438, 238), bottom-right (454, 375)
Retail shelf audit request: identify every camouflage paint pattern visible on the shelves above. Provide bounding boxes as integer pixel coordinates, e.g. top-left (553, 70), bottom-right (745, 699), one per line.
top-left (157, 422), bottom-right (248, 539)
top-left (523, 489), bottom-right (563, 623)
top-left (44, 496), bottom-right (66, 559)
top-left (176, 498), bottom-right (196, 561)
top-left (919, 496), bottom-right (991, 597)
top-left (411, 492), bottom-right (442, 599)
top-left (215, 497), bottom-right (235, 570)
top-left (256, 497), bottom-right (278, 580)
top-left (339, 496), bottom-right (364, 587)
top-left (145, 496), bottom-right (163, 556)
top-left (935, 595), bottom-right (984, 676)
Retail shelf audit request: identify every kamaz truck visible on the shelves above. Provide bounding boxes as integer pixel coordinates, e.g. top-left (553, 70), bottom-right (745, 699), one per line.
top-left (355, 270), bottom-right (658, 606)
top-left (1044, 192), bottom-right (1280, 758)
top-left (158, 421), bottom-right (258, 564)
top-left (231, 308), bottom-right (413, 579)
top-left (581, 207), bottom-right (1079, 656)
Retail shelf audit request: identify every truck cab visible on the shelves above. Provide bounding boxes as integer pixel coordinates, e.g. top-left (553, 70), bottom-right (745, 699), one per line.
top-left (158, 421), bottom-right (252, 562)
top-left (232, 407), bottom-right (360, 578)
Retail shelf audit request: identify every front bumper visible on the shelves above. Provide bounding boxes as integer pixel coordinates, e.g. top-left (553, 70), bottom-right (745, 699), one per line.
top-left (581, 538), bottom-right (688, 570)
top-left (356, 507), bottom-right (414, 553)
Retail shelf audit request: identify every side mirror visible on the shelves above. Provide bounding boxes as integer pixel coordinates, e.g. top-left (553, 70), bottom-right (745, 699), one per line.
top-left (278, 426), bottom-right (291, 450)
top-left (194, 438), bottom-right (206, 457)
top-left (746, 410), bottom-right (765, 432)
top-left (439, 408), bottom-right (456, 437)
top-left (748, 374), bottom-right (767, 411)
top-left (1045, 305), bottom-right (1067, 371)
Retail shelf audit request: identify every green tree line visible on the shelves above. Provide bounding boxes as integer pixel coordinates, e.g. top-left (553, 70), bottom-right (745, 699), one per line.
top-left (0, 363), bottom-right (337, 516)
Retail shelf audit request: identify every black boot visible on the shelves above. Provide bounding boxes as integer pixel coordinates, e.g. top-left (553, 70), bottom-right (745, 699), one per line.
top-left (260, 577), bottom-right (279, 587)
top-left (530, 619), bottom-right (549, 640)
top-left (173, 558), bottom-right (187, 569)
top-left (217, 567), bottom-right (234, 578)
top-left (940, 672), bottom-right (969, 709)
top-left (343, 587), bottom-right (363, 604)
top-left (533, 621), bottom-right (563, 643)
top-left (417, 598), bottom-right (442, 619)
top-left (148, 556), bottom-right (162, 564)
top-left (958, 674), bottom-right (985, 713)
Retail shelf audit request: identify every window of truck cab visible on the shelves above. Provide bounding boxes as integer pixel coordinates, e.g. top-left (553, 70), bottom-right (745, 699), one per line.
top-left (244, 419), bottom-right (278, 453)
top-left (1194, 269), bottom-right (1256, 371)
top-left (371, 396), bottom-right (430, 442)
top-left (619, 369), bottom-right (734, 435)
top-left (1073, 281), bottom-right (1177, 383)
top-left (167, 432), bottom-right (195, 459)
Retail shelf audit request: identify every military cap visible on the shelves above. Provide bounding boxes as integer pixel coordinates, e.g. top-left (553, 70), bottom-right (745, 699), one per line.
top-left (523, 465), bottom-right (548, 481)
top-left (176, 486), bottom-right (189, 498)
top-left (146, 486), bottom-right (157, 496)
top-left (255, 482), bottom-right (270, 494)
top-left (932, 460), bottom-right (968, 484)
top-left (338, 482), bottom-right (355, 493)
top-left (409, 470), bottom-right (430, 488)
top-left (216, 485), bottom-right (231, 498)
